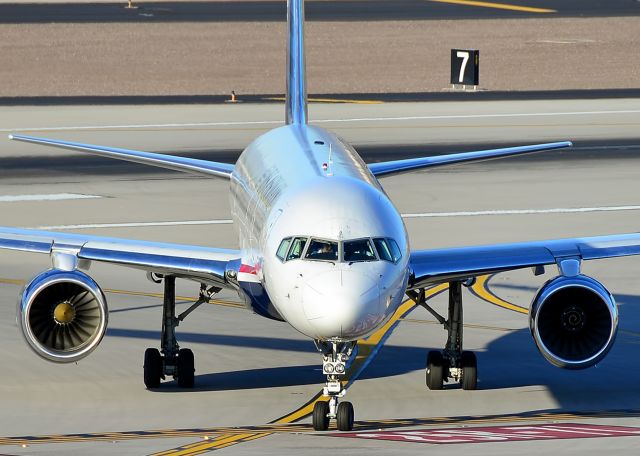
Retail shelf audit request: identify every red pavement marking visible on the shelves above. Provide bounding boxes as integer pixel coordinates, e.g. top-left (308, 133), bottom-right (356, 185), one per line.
top-left (330, 423), bottom-right (640, 445)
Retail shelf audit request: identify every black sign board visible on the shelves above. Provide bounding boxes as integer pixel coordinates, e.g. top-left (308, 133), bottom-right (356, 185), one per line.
top-left (451, 49), bottom-right (479, 86)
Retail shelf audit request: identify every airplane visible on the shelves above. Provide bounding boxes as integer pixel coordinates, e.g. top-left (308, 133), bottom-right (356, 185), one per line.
top-left (2, 0), bottom-right (638, 433)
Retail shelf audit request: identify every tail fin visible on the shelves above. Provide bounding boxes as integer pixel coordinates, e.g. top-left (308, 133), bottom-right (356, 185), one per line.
top-left (285, 0), bottom-right (307, 125)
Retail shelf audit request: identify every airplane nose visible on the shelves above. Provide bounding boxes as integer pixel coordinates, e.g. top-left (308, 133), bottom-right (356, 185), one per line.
top-left (302, 269), bottom-right (383, 339)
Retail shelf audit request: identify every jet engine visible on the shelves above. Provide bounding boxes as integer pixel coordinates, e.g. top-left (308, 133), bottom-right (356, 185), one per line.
top-left (17, 269), bottom-right (108, 363)
top-left (529, 274), bottom-right (618, 369)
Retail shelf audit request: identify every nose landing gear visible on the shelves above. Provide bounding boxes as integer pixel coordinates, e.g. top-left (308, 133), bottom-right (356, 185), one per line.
top-left (312, 341), bottom-right (356, 431)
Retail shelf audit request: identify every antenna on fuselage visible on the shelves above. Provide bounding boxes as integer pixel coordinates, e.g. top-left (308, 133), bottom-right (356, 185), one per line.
top-left (285, 0), bottom-right (308, 125)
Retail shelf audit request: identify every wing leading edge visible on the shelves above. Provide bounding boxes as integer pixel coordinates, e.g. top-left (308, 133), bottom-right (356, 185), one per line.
top-left (9, 134), bottom-right (235, 179)
top-left (0, 227), bottom-right (239, 288)
top-left (409, 233), bottom-right (640, 289)
top-left (368, 141), bottom-right (572, 177)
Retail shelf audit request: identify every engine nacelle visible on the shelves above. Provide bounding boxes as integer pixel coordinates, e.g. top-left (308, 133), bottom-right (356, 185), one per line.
top-left (529, 274), bottom-right (617, 369)
top-left (17, 269), bottom-right (108, 363)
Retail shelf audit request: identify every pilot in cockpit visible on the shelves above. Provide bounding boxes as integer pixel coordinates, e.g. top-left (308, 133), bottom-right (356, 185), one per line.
top-left (309, 241), bottom-right (337, 261)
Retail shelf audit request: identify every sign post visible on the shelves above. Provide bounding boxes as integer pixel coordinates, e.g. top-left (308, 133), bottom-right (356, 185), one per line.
top-left (451, 49), bottom-right (479, 90)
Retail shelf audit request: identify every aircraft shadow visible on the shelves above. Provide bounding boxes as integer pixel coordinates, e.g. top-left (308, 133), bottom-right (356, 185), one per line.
top-left (166, 345), bottom-right (430, 393)
top-left (106, 328), bottom-right (316, 353)
top-left (157, 365), bottom-right (321, 392)
top-left (454, 291), bottom-right (640, 410)
top-left (107, 326), bottom-right (428, 392)
top-left (107, 291), bottom-right (640, 407)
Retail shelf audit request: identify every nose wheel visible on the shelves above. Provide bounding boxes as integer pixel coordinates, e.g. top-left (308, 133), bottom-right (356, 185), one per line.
top-left (336, 401), bottom-right (355, 431)
top-left (312, 397), bottom-right (355, 432)
top-left (313, 341), bottom-right (357, 431)
top-left (312, 401), bottom-right (330, 431)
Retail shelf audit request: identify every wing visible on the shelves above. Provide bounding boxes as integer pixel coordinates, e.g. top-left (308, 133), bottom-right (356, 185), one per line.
top-left (409, 233), bottom-right (640, 289)
top-left (9, 134), bottom-right (234, 179)
top-left (368, 141), bottom-right (572, 177)
top-left (0, 226), bottom-right (239, 288)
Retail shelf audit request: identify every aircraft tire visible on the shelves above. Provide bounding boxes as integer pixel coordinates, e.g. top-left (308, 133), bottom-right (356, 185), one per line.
top-left (461, 351), bottom-right (477, 390)
top-left (426, 350), bottom-right (444, 390)
top-left (312, 401), bottom-right (330, 431)
top-left (144, 348), bottom-right (162, 389)
top-left (177, 348), bottom-right (195, 388)
top-left (336, 401), bottom-right (354, 431)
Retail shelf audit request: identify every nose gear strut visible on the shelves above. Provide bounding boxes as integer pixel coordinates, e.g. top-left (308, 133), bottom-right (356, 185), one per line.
top-left (312, 340), bottom-right (357, 431)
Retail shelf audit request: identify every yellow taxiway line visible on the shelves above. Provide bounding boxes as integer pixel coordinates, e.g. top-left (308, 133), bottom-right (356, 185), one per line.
top-left (470, 274), bottom-right (529, 314)
top-left (428, 0), bottom-right (556, 13)
top-left (272, 283), bottom-right (449, 425)
top-left (5, 272), bottom-right (638, 452)
top-left (0, 274), bottom-right (542, 454)
top-left (0, 277), bottom-right (244, 310)
top-left (263, 97), bottom-right (383, 105)
top-left (3, 409), bottom-right (640, 448)
top-left (151, 284), bottom-right (449, 455)
top-left (151, 432), bottom-right (272, 456)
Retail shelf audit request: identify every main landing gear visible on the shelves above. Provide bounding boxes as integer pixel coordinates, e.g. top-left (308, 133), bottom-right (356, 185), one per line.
top-left (143, 276), bottom-right (219, 389)
top-left (409, 281), bottom-right (478, 391)
top-left (312, 341), bottom-right (357, 432)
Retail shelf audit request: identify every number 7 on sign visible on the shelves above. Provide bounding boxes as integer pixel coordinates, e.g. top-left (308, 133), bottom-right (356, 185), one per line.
top-left (456, 51), bottom-right (469, 83)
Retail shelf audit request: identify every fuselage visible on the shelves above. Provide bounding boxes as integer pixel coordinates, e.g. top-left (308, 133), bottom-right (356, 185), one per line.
top-left (230, 124), bottom-right (410, 341)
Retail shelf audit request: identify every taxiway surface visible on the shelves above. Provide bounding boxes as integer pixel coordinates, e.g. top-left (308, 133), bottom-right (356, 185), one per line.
top-left (2, 0), bottom-right (638, 23)
top-left (1, 99), bottom-right (640, 454)
top-left (2, 1), bottom-right (638, 97)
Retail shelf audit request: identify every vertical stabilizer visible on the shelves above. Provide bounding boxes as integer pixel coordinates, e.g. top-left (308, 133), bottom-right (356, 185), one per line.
top-left (286, 0), bottom-right (307, 125)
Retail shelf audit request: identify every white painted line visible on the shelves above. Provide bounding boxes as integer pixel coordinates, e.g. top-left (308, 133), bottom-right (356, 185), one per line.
top-left (1, 120), bottom-right (281, 133)
top-left (26, 205), bottom-right (640, 230)
top-left (32, 219), bottom-right (233, 230)
top-left (402, 205), bottom-right (640, 218)
top-left (0, 193), bottom-right (101, 203)
top-left (314, 110), bottom-right (640, 124)
top-left (3, 110), bottom-right (640, 133)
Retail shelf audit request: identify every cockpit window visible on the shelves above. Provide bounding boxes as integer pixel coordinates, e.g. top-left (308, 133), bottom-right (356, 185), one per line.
top-left (276, 237), bottom-right (292, 261)
top-left (373, 238), bottom-right (393, 262)
top-left (373, 238), bottom-right (402, 263)
top-left (286, 237), bottom-right (308, 261)
top-left (344, 239), bottom-right (376, 262)
top-left (305, 239), bottom-right (339, 262)
top-left (387, 238), bottom-right (402, 263)
top-left (279, 236), bottom-right (400, 264)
